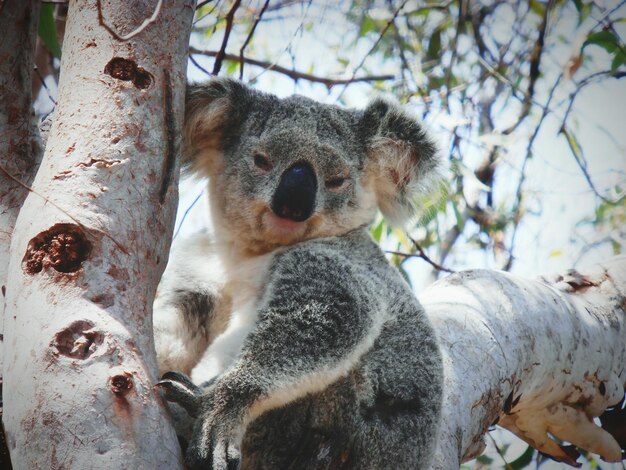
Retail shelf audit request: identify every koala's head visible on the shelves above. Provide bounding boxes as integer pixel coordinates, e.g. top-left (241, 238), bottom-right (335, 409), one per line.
top-left (184, 77), bottom-right (439, 255)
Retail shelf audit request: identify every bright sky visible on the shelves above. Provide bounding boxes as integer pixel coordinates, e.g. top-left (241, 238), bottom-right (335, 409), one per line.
top-left (179, 1), bottom-right (625, 287)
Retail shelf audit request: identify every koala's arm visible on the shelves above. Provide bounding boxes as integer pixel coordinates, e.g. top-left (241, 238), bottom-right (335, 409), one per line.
top-left (221, 247), bottom-right (382, 413)
top-left (153, 232), bottom-right (228, 376)
top-left (160, 240), bottom-right (386, 469)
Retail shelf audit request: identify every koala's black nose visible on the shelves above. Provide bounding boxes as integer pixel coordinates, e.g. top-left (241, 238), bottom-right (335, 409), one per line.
top-left (271, 162), bottom-right (317, 222)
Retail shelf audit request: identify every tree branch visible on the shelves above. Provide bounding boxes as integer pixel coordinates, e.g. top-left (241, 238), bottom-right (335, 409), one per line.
top-left (425, 257), bottom-right (626, 467)
top-left (238, 0), bottom-right (270, 80)
top-left (212, 0), bottom-right (242, 75)
top-left (189, 47), bottom-right (395, 86)
top-left (502, 0), bottom-right (554, 135)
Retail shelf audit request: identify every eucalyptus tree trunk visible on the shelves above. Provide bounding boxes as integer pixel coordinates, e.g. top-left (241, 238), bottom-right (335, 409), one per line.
top-left (2, 1), bottom-right (194, 468)
top-left (423, 256), bottom-right (626, 467)
top-left (0, 0), bottom-right (42, 382)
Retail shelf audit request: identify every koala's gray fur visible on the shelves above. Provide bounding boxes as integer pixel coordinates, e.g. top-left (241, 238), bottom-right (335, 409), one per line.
top-left (153, 77), bottom-right (443, 469)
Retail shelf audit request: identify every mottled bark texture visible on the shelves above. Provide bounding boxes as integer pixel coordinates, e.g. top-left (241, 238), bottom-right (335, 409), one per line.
top-left (2, 0), bottom-right (194, 468)
top-left (0, 0), bottom-right (42, 378)
top-left (423, 256), bottom-right (626, 468)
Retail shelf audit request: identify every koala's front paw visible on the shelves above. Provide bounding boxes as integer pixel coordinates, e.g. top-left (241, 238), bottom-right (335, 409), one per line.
top-left (157, 372), bottom-right (241, 470)
top-left (187, 414), bottom-right (241, 470)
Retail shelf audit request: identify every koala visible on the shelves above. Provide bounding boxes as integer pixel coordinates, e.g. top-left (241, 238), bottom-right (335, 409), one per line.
top-left (153, 77), bottom-right (443, 470)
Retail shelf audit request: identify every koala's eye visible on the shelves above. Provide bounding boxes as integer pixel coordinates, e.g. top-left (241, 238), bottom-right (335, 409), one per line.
top-left (253, 153), bottom-right (273, 172)
top-left (325, 177), bottom-right (346, 189)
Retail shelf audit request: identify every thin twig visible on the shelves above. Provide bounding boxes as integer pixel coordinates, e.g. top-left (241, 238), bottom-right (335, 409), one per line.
top-left (502, 0), bottom-right (553, 135)
top-left (189, 53), bottom-right (212, 76)
top-left (385, 249), bottom-right (455, 273)
top-left (559, 70), bottom-right (626, 129)
top-left (97, 0), bottom-right (162, 42)
top-left (190, 47), bottom-right (394, 86)
top-left (248, 0), bottom-right (313, 83)
top-left (193, 0), bottom-right (222, 26)
top-left (196, 0), bottom-right (216, 10)
top-left (476, 55), bottom-right (550, 115)
top-left (239, 0), bottom-right (270, 80)
top-left (387, 235), bottom-right (455, 274)
top-left (487, 433), bottom-right (514, 470)
top-left (503, 74), bottom-right (563, 271)
top-left (559, 126), bottom-right (625, 205)
top-left (555, 71), bottom-right (625, 206)
top-left (409, 236), bottom-right (455, 273)
top-left (402, 2), bottom-right (452, 15)
top-left (335, 0), bottom-right (409, 100)
top-left (592, 0), bottom-right (626, 29)
top-left (212, 0), bottom-right (242, 75)
top-left (443, 0), bottom-right (466, 111)
top-left (173, 189), bottom-right (204, 240)
top-left (33, 65), bottom-right (57, 105)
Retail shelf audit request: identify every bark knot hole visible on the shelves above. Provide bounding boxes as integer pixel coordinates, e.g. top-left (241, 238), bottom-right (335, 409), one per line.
top-left (54, 320), bottom-right (103, 359)
top-left (104, 57), bottom-right (153, 90)
top-left (23, 223), bottom-right (91, 274)
top-left (109, 369), bottom-right (134, 396)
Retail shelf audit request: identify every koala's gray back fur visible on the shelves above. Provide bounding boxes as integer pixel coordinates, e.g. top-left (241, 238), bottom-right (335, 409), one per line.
top-left (241, 230), bottom-right (442, 469)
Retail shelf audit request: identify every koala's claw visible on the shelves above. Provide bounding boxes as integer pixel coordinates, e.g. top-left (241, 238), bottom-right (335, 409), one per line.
top-left (155, 371), bottom-right (202, 417)
top-left (157, 375), bottom-right (241, 470)
top-left (187, 418), bottom-right (241, 470)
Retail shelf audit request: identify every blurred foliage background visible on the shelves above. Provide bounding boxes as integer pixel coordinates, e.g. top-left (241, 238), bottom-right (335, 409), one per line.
top-left (33, 0), bottom-right (625, 468)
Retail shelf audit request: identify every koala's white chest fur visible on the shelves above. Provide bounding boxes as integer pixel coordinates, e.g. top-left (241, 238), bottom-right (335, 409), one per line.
top-left (190, 249), bottom-right (275, 385)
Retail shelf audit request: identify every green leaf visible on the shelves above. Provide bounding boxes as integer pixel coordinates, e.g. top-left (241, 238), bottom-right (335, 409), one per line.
top-left (529, 0), bottom-right (546, 16)
top-left (426, 27), bottom-right (442, 62)
top-left (611, 49), bottom-right (626, 71)
top-left (563, 128), bottom-right (585, 167)
top-left (509, 444), bottom-right (535, 469)
top-left (360, 15), bottom-right (377, 36)
top-left (370, 218), bottom-right (385, 242)
top-left (414, 180), bottom-right (449, 226)
top-left (577, 2), bottom-right (593, 25)
top-left (583, 30), bottom-right (620, 54)
top-left (224, 59), bottom-right (239, 75)
top-left (38, 4), bottom-right (62, 59)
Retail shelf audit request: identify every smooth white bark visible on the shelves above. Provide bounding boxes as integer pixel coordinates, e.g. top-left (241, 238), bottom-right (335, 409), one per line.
top-left (422, 256), bottom-right (626, 468)
top-left (3, 1), bottom-right (194, 468)
top-left (0, 0), bottom-right (42, 380)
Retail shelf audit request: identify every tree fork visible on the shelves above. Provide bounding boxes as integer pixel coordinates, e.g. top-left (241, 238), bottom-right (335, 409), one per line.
top-left (2, 0), bottom-right (194, 467)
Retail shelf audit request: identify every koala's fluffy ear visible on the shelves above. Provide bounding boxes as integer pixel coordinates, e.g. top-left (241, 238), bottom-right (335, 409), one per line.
top-left (183, 77), bottom-right (253, 175)
top-left (360, 98), bottom-right (440, 227)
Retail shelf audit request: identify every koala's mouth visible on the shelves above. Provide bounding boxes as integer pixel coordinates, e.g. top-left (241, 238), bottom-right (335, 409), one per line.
top-left (263, 211), bottom-right (308, 231)
top-left (260, 210), bottom-right (316, 244)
